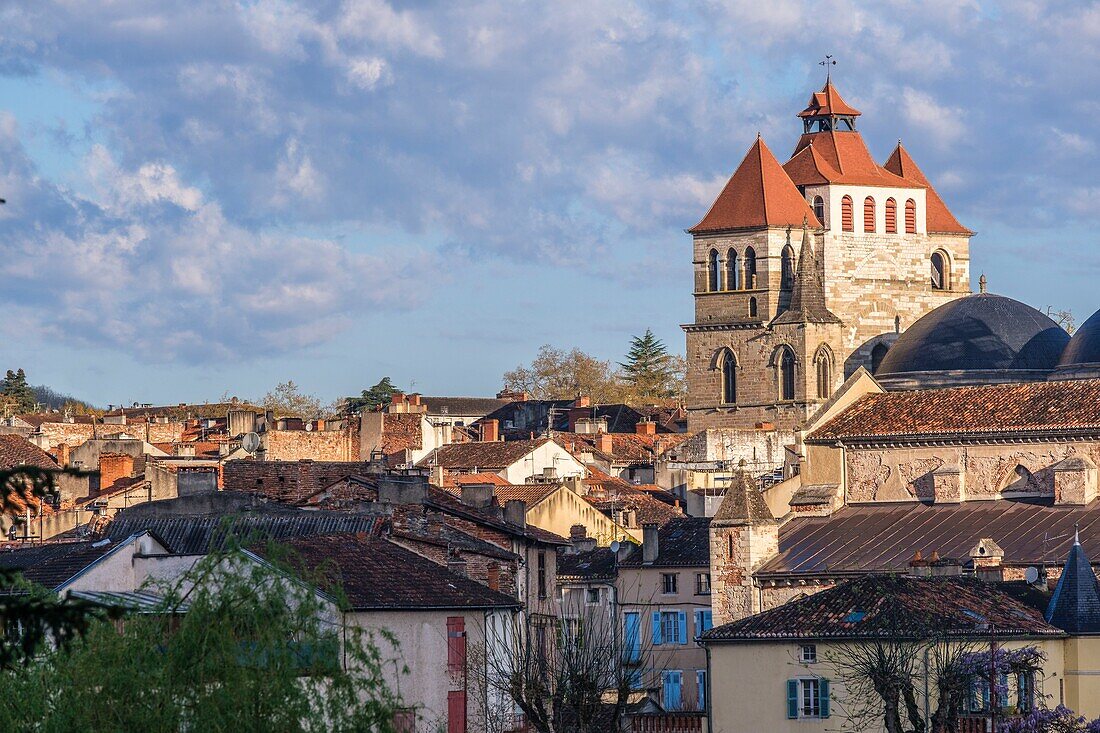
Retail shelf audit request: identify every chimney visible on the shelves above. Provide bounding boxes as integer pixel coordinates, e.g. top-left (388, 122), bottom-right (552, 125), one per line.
top-left (409, 394), bottom-right (421, 406)
top-left (55, 442), bottom-right (71, 468)
top-left (574, 395), bottom-right (591, 408)
top-left (314, 419), bottom-right (325, 431)
top-left (447, 551), bottom-right (468, 577)
top-left (642, 523), bottom-right (659, 564)
top-left (460, 483), bottom-right (495, 509)
top-left (175, 444), bottom-right (195, 458)
top-left (504, 499), bottom-right (527, 528)
top-left (97, 453), bottom-right (135, 493)
top-left (482, 419), bottom-right (499, 443)
top-left (378, 474), bottom-right (427, 505)
top-left (496, 389), bottom-right (529, 402)
top-left (636, 420), bottom-right (657, 436)
top-left (569, 524), bottom-right (587, 541)
top-left (596, 433), bottom-right (614, 455)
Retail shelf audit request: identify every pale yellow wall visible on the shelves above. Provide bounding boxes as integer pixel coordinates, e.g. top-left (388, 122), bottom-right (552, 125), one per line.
top-left (708, 638), bottom-right (1065, 733)
top-left (1062, 636), bottom-right (1100, 719)
top-left (525, 487), bottom-right (637, 544)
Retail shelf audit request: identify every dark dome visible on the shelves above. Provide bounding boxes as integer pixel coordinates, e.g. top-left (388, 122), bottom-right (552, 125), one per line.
top-left (1052, 308), bottom-right (1100, 380)
top-left (875, 293), bottom-right (1070, 390)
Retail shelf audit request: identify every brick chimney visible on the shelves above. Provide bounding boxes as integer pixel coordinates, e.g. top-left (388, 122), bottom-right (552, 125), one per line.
top-left (573, 395), bottom-right (591, 408)
top-left (596, 433), bottom-right (614, 455)
top-left (636, 420), bottom-right (656, 436)
top-left (55, 443), bottom-right (71, 468)
top-left (569, 524), bottom-right (587, 541)
top-left (642, 523), bottom-right (659, 564)
top-left (481, 419), bottom-right (500, 443)
top-left (98, 453), bottom-right (134, 493)
top-left (496, 389), bottom-right (529, 402)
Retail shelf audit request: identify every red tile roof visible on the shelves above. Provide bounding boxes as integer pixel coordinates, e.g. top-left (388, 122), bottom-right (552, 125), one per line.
top-left (883, 142), bottom-right (972, 234)
top-left (689, 137), bottom-right (821, 233)
top-left (787, 131), bottom-right (913, 188)
top-left (440, 481), bottom-right (560, 507)
top-left (0, 434), bottom-right (58, 471)
top-left (701, 575), bottom-right (1061, 642)
top-left (797, 80), bottom-right (861, 119)
top-left (425, 438), bottom-right (551, 470)
top-left (809, 379), bottom-right (1100, 443)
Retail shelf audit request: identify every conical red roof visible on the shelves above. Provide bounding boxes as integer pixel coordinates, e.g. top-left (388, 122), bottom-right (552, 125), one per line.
top-left (798, 80), bottom-right (861, 119)
top-left (788, 131), bottom-right (913, 188)
top-left (883, 143), bottom-right (971, 235)
top-left (690, 137), bottom-right (821, 234)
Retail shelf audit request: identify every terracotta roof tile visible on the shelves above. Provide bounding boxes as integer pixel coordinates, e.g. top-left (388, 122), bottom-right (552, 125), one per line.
top-left (690, 137), bottom-right (821, 234)
top-left (787, 131), bottom-right (913, 188)
top-left (809, 379), bottom-right (1100, 443)
top-left (883, 142), bottom-right (972, 235)
top-left (0, 434), bottom-right (58, 471)
top-left (702, 575), bottom-right (1062, 642)
top-left (424, 438), bottom-right (551, 470)
top-left (260, 533), bottom-right (520, 610)
top-left (797, 80), bottom-right (861, 119)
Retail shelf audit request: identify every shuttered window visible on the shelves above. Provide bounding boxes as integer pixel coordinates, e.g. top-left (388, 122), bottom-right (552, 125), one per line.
top-left (447, 690), bottom-right (466, 733)
top-left (905, 199), bottom-right (917, 233)
top-left (863, 196), bottom-right (876, 232)
top-left (447, 617), bottom-right (466, 674)
top-left (885, 198), bottom-right (897, 233)
top-left (841, 196), bottom-right (853, 232)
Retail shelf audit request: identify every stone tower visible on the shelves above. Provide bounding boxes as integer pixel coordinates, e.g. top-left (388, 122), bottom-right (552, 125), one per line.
top-left (708, 467), bottom-right (778, 626)
top-left (685, 79), bottom-right (972, 432)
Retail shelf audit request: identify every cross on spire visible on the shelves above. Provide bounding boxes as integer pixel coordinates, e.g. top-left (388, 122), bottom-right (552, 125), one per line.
top-left (820, 54), bottom-right (836, 80)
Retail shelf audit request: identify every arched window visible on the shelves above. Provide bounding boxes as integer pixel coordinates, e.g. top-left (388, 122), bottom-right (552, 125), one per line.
top-left (931, 251), bottom-right (948, 290)
top-left (812, 195), bottom-right (825, 224)
top-left (870, 343), bottom-right (889, 374)
top-left (748, 297), bottom-right (758, 318)
top-left (708, 249), bottom-right (720, 292)
top-left (720, 351), bottom-right (737, 405)
top-left (726, 249), bottom-right (740, 291)
top-left (885, 198), bottom-right (897, 234)
top-left (841, 196), bottom-right (854, 232)
top-left (778, 347), bottom-right (796, 401)
top-left (905, 199), bottom-right (917, 234)
top-left (781, 246), bottom-right (795, 289)
top-left (863, 196), bottom-right (876, 233)
top-left (743, 247), bottom-right (757, 289)
top-left (814, 348), bottom-right (832, 399)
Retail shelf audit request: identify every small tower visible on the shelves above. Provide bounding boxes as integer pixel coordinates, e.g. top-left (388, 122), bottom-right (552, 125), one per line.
top-left (709, 465), bottom-right (778, 625)
top-left (1046, 530), bottom-right (1100, 633)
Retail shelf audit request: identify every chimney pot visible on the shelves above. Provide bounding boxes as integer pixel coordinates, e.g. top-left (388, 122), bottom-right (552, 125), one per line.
top-left (481, 419), bottom-right (500, 443)
top-left (636, 420), bottom-right (657, 436)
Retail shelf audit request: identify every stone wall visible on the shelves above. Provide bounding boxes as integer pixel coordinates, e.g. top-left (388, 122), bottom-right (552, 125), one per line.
top-left (844, 442), bottom-right (1100, 504)
top-left (262, 427), bottom-right (358, 462)
top-left (709, 521), bottom-right (778, 626)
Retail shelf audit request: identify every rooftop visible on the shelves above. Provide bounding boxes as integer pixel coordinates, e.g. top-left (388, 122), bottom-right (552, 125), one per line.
top-left (424, 438), bottom-right (552, 470)
top-left (620, 516), bottom-right (711, 568)
top-left (701, 575), bottom-right (1062, 643)
top-left (0, 434), bottom-right (58, 471)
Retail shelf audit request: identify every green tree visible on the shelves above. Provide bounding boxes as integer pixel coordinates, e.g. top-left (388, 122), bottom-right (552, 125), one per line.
top-left (261, 380), bottom-right (323, 418)
top-left (618, 330), bottom-right (684, 402)
top-left (343, 377), bottom-right (403, 414)
top-left (503, 346), bottom-right (623, 403)
top-left (0, 547), bottom-right (407, 732)
top-left (1, 369), bottom-right (36, 416)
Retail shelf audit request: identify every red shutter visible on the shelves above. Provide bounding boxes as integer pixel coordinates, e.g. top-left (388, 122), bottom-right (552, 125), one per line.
top-left (885, 198), bottom-right (897, 233)
top-left (448, 690), bottom-right (466, 733)
top-left (905, 199), bottom-right (917, 233)
top-left (447, 616), bottom-right (466, 674)
top-left (863, 197), bottom-right (876, 232)
top-left (841, 196), bottom-right (853, 232)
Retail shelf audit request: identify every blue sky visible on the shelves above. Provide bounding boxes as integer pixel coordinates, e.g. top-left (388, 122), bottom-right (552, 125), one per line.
top-left (0, 0), bottom-right (1098, 406)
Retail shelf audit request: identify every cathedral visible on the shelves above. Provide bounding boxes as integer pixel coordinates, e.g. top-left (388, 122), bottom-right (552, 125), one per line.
top-left (685, 79), bottom-right (972, 432)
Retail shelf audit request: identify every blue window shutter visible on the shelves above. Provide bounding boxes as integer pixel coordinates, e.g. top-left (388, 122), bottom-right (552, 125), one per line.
top-left (694, 610), bottom-right (702, 638)
top-left (697, 670), bottom-right (707, 710)
top-left (651, 612), bottom-right (663, 645)
top-left (819, 679), bottom-right (830, 718)
top-left (786, 679), bottom-right (799, 719)
top-left (624, 612), bottom-right (640, 663)
top-left (702, 610), bottom-right (713, 632)
top-left (664, 670), bottom-right (682, 711)
top-left (677, 611), bottom-right (687, 645)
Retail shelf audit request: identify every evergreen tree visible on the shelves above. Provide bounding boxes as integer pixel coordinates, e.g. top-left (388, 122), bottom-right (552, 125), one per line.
top-left (343, 377), bottom-right (402, 413)
top-left (619, 330), bottom-right (677, 401)
top-left (1, 369), bottom-right (36, 415)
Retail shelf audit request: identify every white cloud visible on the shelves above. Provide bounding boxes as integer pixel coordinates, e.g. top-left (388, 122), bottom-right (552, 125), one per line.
top-left (338, 0), bottom-right (443, 58)
top-left (900, 88), bottom-right (966, 148)
top-left (346, 56), bottom-right (390, 90)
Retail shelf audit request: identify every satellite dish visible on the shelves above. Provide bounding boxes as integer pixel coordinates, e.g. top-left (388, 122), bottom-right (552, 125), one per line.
top-left (242, 432), bottom-right (260, 454)
top-left (1024, 566), bottom-right (1040, 584)
top-left (305, 422), bottom-right (314, 432)
top-left (610, 541), bottom-right (620, 554)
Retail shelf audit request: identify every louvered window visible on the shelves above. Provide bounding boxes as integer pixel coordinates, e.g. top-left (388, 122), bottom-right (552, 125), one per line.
top-left (905, 199), bottom-right (917, 233)
top-left (863, 196), bottom-right (876, 233)
top-left (841, 196), bottom-right (853, 232)
top-left (885, 198), bottom-right (897, 233)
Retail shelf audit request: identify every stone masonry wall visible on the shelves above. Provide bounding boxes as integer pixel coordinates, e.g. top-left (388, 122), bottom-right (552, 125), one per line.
top-left (262, 428), bottom-right (357, 462)
top-left (845, 441), bottom-right (1100, 503)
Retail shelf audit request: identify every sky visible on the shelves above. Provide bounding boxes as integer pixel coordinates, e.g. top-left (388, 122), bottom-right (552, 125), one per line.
top-left (0, 0), bottom-right (1099, 407)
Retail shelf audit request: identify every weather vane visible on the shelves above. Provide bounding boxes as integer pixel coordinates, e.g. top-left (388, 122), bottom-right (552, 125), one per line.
top-left (820, 54), bottom-right (836, 80)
